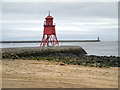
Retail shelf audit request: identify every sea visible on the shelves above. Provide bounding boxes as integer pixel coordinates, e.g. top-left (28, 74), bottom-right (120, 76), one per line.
top-left (1, 41), bottom-right (118, 56)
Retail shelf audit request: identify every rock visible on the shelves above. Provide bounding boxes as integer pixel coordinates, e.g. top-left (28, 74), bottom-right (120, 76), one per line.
top-left (60, 63), bottom-right (65, 66)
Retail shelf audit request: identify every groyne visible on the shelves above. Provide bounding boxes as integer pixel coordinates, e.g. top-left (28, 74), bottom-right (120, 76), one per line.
top-left (2, 46), bottom-right (87, 59)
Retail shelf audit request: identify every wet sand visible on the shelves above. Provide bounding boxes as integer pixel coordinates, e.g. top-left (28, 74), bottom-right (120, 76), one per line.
top-left (2, 60), bottom-right (118, 88)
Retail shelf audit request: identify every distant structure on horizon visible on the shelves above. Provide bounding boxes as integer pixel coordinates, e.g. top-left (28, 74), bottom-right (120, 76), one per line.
top-left (40, 11), bottom-right (59, 47)
top-left (98, 36), bottom-right (100, 41)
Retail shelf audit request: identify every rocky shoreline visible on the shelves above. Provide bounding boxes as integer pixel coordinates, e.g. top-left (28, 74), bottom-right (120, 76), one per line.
top-left (2, 46), bottom-right (120, 68)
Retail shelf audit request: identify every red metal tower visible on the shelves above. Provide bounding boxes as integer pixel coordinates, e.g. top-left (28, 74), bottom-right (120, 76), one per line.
top-left (40, 11), bottom-right (59, 46)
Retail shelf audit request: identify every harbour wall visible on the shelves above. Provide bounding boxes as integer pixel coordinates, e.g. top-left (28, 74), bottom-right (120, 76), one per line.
top-left (0, 40), bottom-right (100, 43)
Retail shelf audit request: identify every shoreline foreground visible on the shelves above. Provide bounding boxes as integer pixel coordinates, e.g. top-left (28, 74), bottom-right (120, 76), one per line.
top-left (2, 46), bottom-right (119, 88)
top-left (2, 60), bottom-right (118, 88)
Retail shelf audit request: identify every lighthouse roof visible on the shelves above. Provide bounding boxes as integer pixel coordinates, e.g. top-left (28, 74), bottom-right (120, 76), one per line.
top-left (45, 15), bottom-right (53, 19)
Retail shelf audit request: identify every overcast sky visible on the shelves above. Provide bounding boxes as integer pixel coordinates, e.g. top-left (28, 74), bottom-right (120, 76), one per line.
top-left (2, 2), bottom-right (118, 41)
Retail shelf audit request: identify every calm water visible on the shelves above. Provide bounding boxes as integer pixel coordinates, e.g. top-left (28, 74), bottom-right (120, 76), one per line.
top-left (1, 41), bottom-right (118, 56)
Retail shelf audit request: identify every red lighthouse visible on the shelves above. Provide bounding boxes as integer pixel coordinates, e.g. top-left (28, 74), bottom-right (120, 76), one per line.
top-left (40, 11), bottom-right (59, 46)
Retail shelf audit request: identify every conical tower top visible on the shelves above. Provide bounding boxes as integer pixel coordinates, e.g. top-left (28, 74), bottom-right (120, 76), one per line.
top-left (45, 11), bottom-right (53, 19)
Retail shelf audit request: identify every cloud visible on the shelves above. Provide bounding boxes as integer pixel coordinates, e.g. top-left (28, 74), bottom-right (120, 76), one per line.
top-left (2, 2), bottom-right (118, 41)
top-left (2, 2), bottom-right (118, 18)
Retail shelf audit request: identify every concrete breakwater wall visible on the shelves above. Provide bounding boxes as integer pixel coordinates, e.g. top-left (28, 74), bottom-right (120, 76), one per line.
top-left (2, 46), bottom-right (87, 59)
top-left (0, 40), bottom-right (100, 43)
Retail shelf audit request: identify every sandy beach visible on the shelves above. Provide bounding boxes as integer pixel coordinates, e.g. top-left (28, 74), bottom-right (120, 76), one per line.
top-left (2, 60), bottom-right (118, 88)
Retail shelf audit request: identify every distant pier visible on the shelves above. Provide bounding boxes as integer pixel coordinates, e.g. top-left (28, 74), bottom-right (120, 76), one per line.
top-left (0, 40), bottom-right (100, 43)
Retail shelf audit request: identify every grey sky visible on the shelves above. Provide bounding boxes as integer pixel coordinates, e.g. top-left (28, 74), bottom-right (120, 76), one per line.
top-left (2, 2), bottom-right (118, 41)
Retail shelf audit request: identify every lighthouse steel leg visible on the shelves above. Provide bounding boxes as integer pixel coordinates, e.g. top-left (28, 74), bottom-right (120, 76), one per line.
top-left (40, 35), bottom-right (45, 46)
top-left (54, 35), bottom-right (59, 46)
top-left (50, 35), bottom-right (53, 45)
top-left (46, 36), bottom-right (49, 46)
